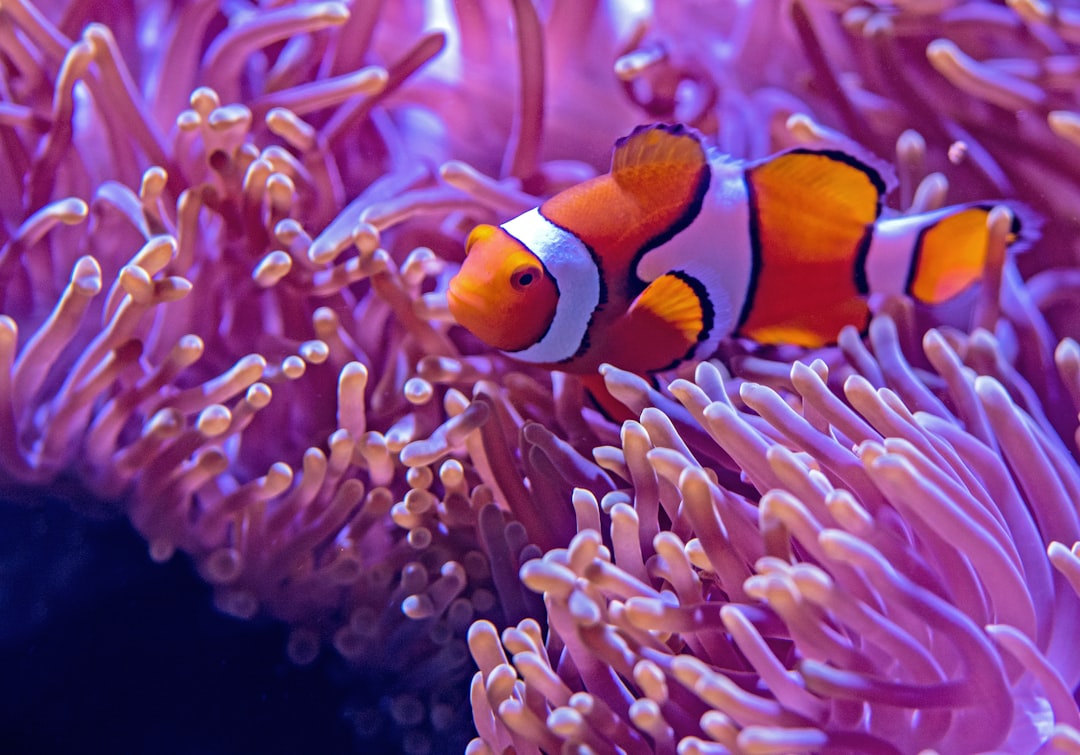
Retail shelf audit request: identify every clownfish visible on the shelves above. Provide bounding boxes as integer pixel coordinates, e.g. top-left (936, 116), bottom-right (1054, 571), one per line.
top-left (447, 123), bottom-right (1034, 378)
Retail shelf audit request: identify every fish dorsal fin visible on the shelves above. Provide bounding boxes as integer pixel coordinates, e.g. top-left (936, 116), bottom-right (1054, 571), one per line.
top-left (610, 123), bottom-right (709, 194)
top-left (540, 124), bottom-right (711, 274)
top-left (749, 148), bottom-right (888, 226)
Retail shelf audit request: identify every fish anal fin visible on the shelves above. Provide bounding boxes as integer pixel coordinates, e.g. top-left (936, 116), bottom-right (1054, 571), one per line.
top-left (579, 372), bottom-right (636, 423)
top-left (623, 272), bottom-right (707, 371)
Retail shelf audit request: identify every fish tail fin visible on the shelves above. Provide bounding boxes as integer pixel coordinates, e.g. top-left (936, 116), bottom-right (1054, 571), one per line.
top-left (996, 201), bottom-right (1041, 254)
top-left (895, 202), bottom-right (1039, 305)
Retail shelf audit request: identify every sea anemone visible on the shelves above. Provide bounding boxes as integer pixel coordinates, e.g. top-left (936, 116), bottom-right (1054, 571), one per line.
top-left (469, 303), bottom-right (1080, 753)
top-left (5, 0), bottom-right (1080, 753)
top-left (464, 0), bottom-right (1080, 752)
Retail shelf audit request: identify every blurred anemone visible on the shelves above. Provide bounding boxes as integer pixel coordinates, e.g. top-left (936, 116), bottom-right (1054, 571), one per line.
top-left (5, 0), bottom-right (1080, 753)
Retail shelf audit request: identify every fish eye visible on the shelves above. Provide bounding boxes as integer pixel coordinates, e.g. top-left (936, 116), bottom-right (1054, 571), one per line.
top-left (510, 264), bottom-right (541, 291)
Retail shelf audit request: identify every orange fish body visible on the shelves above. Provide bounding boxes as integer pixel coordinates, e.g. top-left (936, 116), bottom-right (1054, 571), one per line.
top-left (448, 124), bottom-right (1034, 376)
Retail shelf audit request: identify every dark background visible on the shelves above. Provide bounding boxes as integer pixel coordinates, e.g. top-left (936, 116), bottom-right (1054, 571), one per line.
top-left (0, 496), bottom-right (473, 754)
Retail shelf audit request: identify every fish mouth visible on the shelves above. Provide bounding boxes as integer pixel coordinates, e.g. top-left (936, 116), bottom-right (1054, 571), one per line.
top-left (447, 278), bottom-right (490, 335)
top-left (446, 277), bottom-right (477, 325)
top-left (447, 277), bottom-right (519, 351)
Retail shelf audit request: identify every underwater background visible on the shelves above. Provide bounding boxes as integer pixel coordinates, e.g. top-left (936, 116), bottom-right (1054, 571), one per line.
top-left (5, 0), bottom-right (1080, 753)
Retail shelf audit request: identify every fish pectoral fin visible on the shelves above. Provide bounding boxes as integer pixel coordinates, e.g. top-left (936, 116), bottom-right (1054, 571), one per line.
top-left (626, 272), bottom-right (707, 368)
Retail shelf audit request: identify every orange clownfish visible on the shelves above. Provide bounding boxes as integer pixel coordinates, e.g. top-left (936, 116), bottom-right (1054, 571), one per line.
top-left (447, 123), bottom-right (1034, 377)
